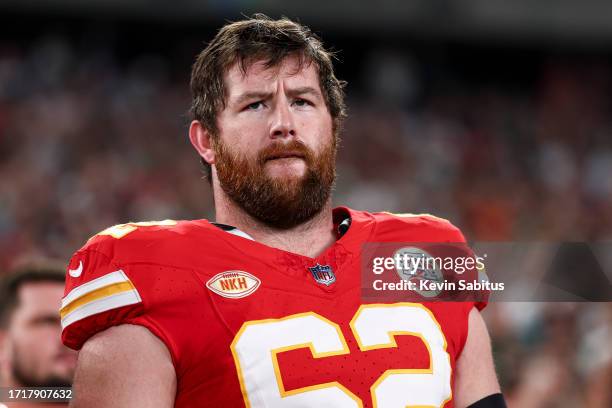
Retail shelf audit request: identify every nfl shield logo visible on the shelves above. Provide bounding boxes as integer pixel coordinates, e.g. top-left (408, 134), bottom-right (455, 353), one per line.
top-left (308, 264), bottom-right (336, 286)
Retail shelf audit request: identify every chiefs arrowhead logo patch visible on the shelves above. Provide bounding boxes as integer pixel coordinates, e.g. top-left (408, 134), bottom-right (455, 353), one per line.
top-left (206, 271), bottom-right (261, 299)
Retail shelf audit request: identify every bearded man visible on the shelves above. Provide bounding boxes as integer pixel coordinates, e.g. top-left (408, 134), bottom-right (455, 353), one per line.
top-left (62, 15), bottom-right (505, 408)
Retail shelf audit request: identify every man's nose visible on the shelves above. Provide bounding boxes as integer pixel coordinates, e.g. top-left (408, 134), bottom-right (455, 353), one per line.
top-left (269, 101), bottom-right (296, 139)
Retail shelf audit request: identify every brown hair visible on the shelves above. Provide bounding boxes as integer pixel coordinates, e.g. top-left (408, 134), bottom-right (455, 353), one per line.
top-left (0, 260), bottom-right (66, 329)
top-left (189, 14), bottom-right (347, 180)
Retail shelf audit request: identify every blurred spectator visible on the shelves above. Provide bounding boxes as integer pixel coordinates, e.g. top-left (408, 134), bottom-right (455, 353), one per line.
top-left (1, 37), bottom-right (611, 270)
top-left (0, 258), bottom-right (76, 407)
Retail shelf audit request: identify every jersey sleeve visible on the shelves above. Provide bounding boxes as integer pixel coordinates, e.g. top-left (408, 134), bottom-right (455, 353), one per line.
top-left (439, 218), bottom-right (488, 312)
top-left (60, 236), bottom-right (145, 350)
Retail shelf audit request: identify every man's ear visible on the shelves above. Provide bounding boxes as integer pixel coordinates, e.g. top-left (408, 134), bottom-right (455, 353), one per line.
top-left (189, 121), bottom-right (216, 165)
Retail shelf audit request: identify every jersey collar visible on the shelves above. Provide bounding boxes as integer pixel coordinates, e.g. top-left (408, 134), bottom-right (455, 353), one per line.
top-left (211, 211), bottom-right (352, 242)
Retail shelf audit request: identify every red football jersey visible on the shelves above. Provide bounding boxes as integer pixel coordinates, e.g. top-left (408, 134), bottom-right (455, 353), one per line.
top-left (61, 207), bottom-right (484, 407)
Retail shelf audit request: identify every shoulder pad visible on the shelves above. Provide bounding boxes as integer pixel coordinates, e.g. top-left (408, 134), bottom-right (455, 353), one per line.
top-left (378, 211), bottom-right (453, 224)
top-left (61, 220), bottom-right (181, 349)
top-left (372, 211), bottom-right (466, 243)
top-left (87, 219), bottom-right (179, 243)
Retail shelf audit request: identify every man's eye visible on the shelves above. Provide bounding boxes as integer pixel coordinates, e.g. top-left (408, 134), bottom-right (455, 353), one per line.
top-left (31, 316), bottom-right (60, 327)
top-left (245, 101), bottom-right (264, 110)
top-left (293, 98), bottom-right (312, 107)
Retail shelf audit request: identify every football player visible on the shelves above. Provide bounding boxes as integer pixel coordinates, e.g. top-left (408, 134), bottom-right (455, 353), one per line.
top-left (62, 14), bottom-right (505, 408)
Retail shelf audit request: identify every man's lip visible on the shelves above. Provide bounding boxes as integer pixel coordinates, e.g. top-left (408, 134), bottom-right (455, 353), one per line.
top-left (265, 152), bottom-right (305, 161)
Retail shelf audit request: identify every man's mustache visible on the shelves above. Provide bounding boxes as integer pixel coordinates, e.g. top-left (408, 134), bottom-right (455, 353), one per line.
top-left (257, 140), bottom-right (314, 165)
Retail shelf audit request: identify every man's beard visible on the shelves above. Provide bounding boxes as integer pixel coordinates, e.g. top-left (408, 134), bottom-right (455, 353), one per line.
top-left (214, 136), bottom-right (337, 229)
top-left (10, 344), bottom-right (72, 388)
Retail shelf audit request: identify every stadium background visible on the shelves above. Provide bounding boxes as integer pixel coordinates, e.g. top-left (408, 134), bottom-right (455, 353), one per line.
top-left (0, 1), bottom-right (610, 406)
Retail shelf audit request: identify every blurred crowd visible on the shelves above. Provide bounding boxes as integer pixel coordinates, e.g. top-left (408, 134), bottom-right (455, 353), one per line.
top-left (0, 35), bottom-right (610, 406)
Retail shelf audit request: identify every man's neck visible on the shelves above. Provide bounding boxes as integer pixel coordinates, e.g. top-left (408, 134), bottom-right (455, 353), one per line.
top-left (214, 192), bottom-right (336, 258)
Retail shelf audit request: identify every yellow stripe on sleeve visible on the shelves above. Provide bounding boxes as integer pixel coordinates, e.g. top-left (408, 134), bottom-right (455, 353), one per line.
top-left (60, 281), bottom-right (136, 319)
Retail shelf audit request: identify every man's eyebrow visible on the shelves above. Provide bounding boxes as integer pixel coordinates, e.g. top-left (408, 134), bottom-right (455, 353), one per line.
top-left (30, 314), bottom-right (61, 325)
top-left (232, 91), bottom-right (273, 106)
top-left (232, 87), bottom-right (323, 106)
top-left (287, 86), bottom-right (322, 100)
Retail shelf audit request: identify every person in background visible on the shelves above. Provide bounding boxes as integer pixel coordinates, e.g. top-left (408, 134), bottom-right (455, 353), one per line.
top-left (0, 260), bottom-right (77, 407)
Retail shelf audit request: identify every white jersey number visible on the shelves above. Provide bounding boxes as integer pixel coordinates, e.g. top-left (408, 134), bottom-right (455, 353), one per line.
top-left (231, 303), bottom-right (452, 407)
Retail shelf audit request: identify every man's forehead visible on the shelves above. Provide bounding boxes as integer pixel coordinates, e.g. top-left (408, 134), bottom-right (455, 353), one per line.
top-left (224, 56), bottom-right (320, 95)
top-left (17, 281), bottom-right (64, 307)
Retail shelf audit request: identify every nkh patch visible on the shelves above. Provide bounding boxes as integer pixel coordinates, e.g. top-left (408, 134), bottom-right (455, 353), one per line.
top-left (206, 271), bottom-right (261, 299)
top-left (308, 264), bottom-right (336, 286)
